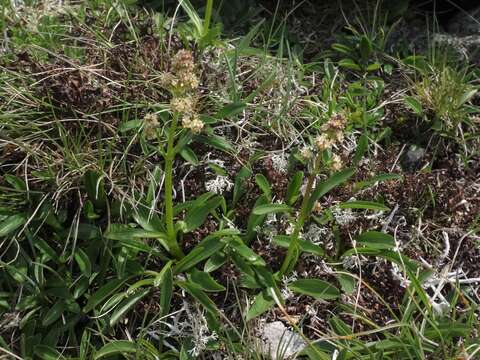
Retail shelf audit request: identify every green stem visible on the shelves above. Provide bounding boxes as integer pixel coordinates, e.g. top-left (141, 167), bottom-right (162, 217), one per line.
top-left (164, 113), bottom-right (184, 259)
top-left (203, 0), bottom-right (214, 37)
top-left (279, 155), bottom-right (322, 276)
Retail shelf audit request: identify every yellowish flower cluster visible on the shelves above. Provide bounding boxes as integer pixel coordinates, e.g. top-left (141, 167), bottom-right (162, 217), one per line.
top-left (161, 50), bottom-right (200, 94)
top-left (299, 113), bottom-right (348, 171)
top-left (170, 96), bottom-right (196, 114)
top-left (182, 114), bottom-right (204, 134)
top-left (160, 49), bottom-right (204, 134)
top-left (315, 113), bottom-right (347, 151)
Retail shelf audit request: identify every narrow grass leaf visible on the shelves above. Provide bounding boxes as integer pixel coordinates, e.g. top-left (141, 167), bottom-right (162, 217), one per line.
top-left (94, 341), bottom-right (138, 359)
top-left (252, 204), bottom-right (292, 215)
top-left (178, 281), bottom-right (219, 316)
top-left (339, 200), bottom-right (389, 211)
top-left (74, 249), bottom-right (92, 277)
top-left (342, 248), bottom-right (418, 272)
top-left (109, 288), bottom-right (149, 326)
top-left (42, 301), bottom-right (65, 327)
top-left (190, 268), bottom-right (226, 292)
top-left (307, 168), bottom-right (355, 212)
top-left (184, 196), bottom-right (222, 232)
top-left (214, 102), bottom-right (246, 119)
top-left (353, 173), bottom-right (402, 191)
top-left (34, 345), bottom-right (66, 360)
top-left (84, 278), bottom-right (127, 313)
top-left (174, 229), bottom-right (236, 273)
top-left (0, 213), bottom-right (26, 237)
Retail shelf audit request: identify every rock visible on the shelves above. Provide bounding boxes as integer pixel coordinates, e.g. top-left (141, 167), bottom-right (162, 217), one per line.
top-left (401, 145), bottom-right (426, 172)
top-left (260, 321), bottom-right (305, 359)
top-left (448, 6), bottom-right (480, 36)
top-left (432, 6), bottom-right (480, 64)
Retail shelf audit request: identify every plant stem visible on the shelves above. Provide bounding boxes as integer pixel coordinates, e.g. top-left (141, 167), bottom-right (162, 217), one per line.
top-left (279, 155), bottom-right (322, 276)
top-left (164, 113), bottom-right (184, 259)
top-left (203, 0), bottom-right (214, 37)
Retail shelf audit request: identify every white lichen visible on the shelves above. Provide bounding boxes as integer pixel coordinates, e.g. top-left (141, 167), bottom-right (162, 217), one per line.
top-left (205, 175), bottom-right (233, 194)
top-left (332, 206), bottom-right (356, 226)
top-left (148, 301), bottom-right (217, 357)
top-left (271, 153), bottom-right (289, 173)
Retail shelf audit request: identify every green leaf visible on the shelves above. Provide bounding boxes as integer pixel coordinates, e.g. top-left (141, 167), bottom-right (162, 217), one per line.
top-left (197, 134), bottom-right (234, 153)
top-left (336, 273), bottom-right (356, 294)
top-left (339, 58), bottom-right (362, 71)
top-left (174, 229), bottom-right (237, 273)
top-left (235, 19), bottom-right (264, 52)
top-left (255, 174), bottom-right (272, 200)
top-left (178, 281), bottom-right (219, 316)
top-left (184, 196), bottom-right (222, 233)
top-left (104, 224), bottom-right (165, 240)
top-left (0, 213), bottom-right (26, 237)
top-left (353, 173), bottom-right (403, 191)
top-left (118, 120), bottom-right (142, 132)
top-left (289, 279), bottom-right (340, 300)
top-left (214, 102), bottom-right (246, 119)
top-left (459, 89), bottom-right (477, 105)
top-left (273, 235), bottom-right (324, 257)
top-left (34, 345), bottom-right (66, 360)
top-left (94, 341), bottom-right (138, 359)
top-left (34, 238), bottom-right (58, 261)
top-left (80, 330), bottom-right (91, 360)
top-left (357, 231), bottom-right (395, 249)
top-left (404, 96), bottom-right (423, 115)
top-left (233, 166), bottom-right (252, 206)
top-left (42, 301), bottom-right (65, 327)
top-left (331, 43), bottom-right (352, 54)
top-left (307, 168), bottom-right (355, 212)
top-left (359, 36), bottom-right (372, 61)
top-left (190, 268), bottom-right (226, 292)
top-left (84, 170), bottom-right (107, 210)
top-left (245, 194), bottom-right (269, 243)
top-left (204, 252), bottom-right (227, 273)
top-left (74, 249), bottom-right (92, 277)
top-left (285, 171), bottom-right (304, 206)
top-left (179, 146), bottom-right (199, 165)
top-left (252, 204), bottom-right (292, 215)
top-left (246, 290), bottom-right (275, 321)
top-left (178, 0), bottom-right (203, 36)
top-left (227, 237), bottom-right (266, 266)
top-left (352, 133), bottom-right (368, 165)
top-left (84, 278), bottom-right (128, 313)
top-left (4, 174), bottom-right (26, 190)
top-left (342, 248), bottom-right (418, 272)
top-left (109, 289), bottom-right (149, 327)
top-left (160, 266), bottom-right (173, 318)
top-left (339, 200), bottom-right (389, 211)
top-left (366, 62), bottom-right (381, 72)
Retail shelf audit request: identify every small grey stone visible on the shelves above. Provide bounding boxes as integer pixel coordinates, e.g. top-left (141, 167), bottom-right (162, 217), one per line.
top-left (260, 321), bottom-right (305, 359)
top-left (401, 145), bottom-right (426, 172)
